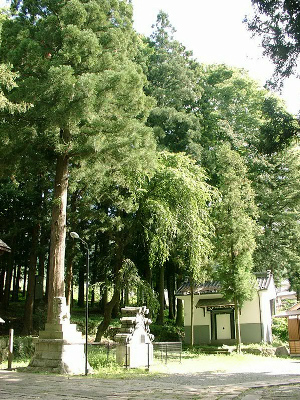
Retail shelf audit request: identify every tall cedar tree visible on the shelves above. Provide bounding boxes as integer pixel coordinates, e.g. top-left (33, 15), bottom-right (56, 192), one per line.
top-left (145, 11), bottom-right (202, 158)
top-left (1, 0), bottom-right (155, 322)
top-left (213, 144), bottom-right (257, 352)
top-left (253, 144), bottom-right (300, 298)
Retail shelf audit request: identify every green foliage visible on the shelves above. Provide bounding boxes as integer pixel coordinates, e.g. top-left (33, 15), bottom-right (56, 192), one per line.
top-left (144, 11), bottom-right (202, 158)
top-left (1, 4), bottom-right (299, 336)
top-left (70, 314), bottom-right (103, 336)
top-left (272, 318), bottom-right (288, 343)
top-left (248, 0), bottom-right (300, 82)
top-left (213, 144), bottom-right (258, 306)
top-left (11, 336), bottom-right (35, 359)
top-left (253, 145), bottom-right (300, 288)
top-left (151, 319), bottom-right (184, 342)
top-left (88, 345), bottom-right (119, 371)
top-left (141, 151), bottom-right (213, 282)
top-left (0, 63), bottom-right (28, 113)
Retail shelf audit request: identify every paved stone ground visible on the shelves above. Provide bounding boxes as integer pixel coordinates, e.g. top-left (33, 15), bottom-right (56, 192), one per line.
top-left (1, 357), bottom-right (300, 399)
top-left (1, 369), bottom-right (300, 399)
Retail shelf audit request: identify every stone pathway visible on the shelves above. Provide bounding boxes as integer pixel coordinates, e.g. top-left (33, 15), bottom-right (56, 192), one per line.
top-left (1, 369), bottom-right (300, 399)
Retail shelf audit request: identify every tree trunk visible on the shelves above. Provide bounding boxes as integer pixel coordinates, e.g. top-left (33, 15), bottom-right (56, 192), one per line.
top-left (96, 237), bottom-right (124, 341)
top-left (190, 282), bottom-right (194, 347)
top-left (12, 265), bottom-right (17, 300)
top-left (45, 245), bottom-right (50, 302)
top-left (0, 265), bottom-right (5, 301)
top-left (234, 297), bottom-right (241, 353)
top-left (124, 286), bottom-right (129, 307)
top-left (47, 131), bottom-right (69, 322)
top-left (78, 265), bottom-right (85, 307)
top-left (167, 266), bottom-right (175, 320)
top-left (38, 233), bottom-right (47, 299)
top-left (112, 291), bottom-right (120, 318)
top-left (176, 298), bottom-right (184, 326)
top-left (99, 284), bottom-right (108, 314)
top-left (95, 285), bottom-right (120, 342)
top-left (65, 190), bottom-right (78, 307)
top-left (3, 237), bottom-right (15, 308)
top-left (12, 264), bottom-right (21, 302)
top-left (23, 264), bottom-right (27, 298)
top-left (91, 288), bottom-right (95, 308)
top-left (65, 252), bottom-right (74, 307)
top-left (157, 264), bottom-right (165, 325)
top-left (23, 223), bottom-right (40, 335)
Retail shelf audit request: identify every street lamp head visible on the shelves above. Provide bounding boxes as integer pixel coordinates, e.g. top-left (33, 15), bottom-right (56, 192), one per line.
top-left (70, 231), bottom-right (80, 239)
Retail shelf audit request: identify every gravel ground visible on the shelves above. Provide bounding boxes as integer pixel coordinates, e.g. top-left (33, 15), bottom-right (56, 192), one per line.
top-left (0, 356), bottom-right (300, 399)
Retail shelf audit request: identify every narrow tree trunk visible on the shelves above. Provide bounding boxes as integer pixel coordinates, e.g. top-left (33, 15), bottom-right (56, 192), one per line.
top-left (38, 237), bottom-right (46, 299)
top-left (96, 237), bottom-right (124, 341)
top-left (190, 282), bottom-right (194, 347)
top-left (124, 286), bottom-right (129, 306)
top-left (91, 288), bottom-right (95, 308)
top-left (99, 284), bottom-right (108, 314)
top-left (3, 238), bottom-right (15, 308)
top-left (23, 223), bottom-right (40, 335)
top-left (12, 265), bottom-right (17, 300)
top-left (65, 253), bottom-right (74, 307)
top-left (176, 298), bottom-right (184, 326)
top-left (0, 265), bottom-right (5, 301)
top-left (157, 264), bottom-right (165, 325)
top-left (45, 246), bottom-right (50, 302)
top-left (95, 285), bottom-right (120, 342)
top-left (78, 265), bottom-right (85, 307)
top-left (47, 132), bottom-right (69, 322)
top-left (65, 191), bottom-right (78, 306)
top-left (167, 267), bottom-right (175, 320)
top-left (12, 265), bottom-right (21, 302)
top-left (234, 297), bottom-right (241, 353)
top-left (112, 291), bottom-right (120, 318)
top-left (23, 264), bottom-right (27, 298)
top-left (90, 241), bottom-right (98, 309)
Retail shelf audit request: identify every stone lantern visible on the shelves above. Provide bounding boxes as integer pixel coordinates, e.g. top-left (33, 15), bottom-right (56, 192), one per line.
top-left (115, 306), bottom-right (154, 368)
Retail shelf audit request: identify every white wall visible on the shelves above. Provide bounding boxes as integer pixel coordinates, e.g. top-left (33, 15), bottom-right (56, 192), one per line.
top-left (240, 293), bottom-right (261, 324)
top-left (259, 280), bottom-right (276, 342)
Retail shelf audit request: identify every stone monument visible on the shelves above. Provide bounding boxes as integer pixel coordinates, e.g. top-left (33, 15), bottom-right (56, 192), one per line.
top-left (115, 306), bottom-right (154, 368)
top-left (27, 297), bottom-right (89, 374)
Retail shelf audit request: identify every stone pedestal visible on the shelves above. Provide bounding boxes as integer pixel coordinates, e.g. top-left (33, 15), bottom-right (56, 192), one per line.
top-left (27, 297), bottom-right (90, 374)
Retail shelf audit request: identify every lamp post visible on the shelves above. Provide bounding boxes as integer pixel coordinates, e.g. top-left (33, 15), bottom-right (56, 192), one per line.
top-left (70, 231), bottom-right (89, 376)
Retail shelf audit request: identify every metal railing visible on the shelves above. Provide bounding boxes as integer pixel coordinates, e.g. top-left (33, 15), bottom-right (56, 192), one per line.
top-left (153, 341), bottom-right (182, 364)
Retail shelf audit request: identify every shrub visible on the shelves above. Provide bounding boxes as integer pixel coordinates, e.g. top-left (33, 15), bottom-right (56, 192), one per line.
top-left (272, 318), bottom-right (288, 343)
top-left (151, 322), bottom-right (184, 342)
top-left (13, 336), bottom-right (35, 359)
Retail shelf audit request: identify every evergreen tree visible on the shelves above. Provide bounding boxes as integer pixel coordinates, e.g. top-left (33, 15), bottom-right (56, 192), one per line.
top-left (213, 144), bottom-right (258, 351)
top-left (248, 0), bottom-right (300, 83)
top-left (145, 11), bottom-right (202, 158)
top-left (0, 0), bottom-right (156, 321)
top-left (253, 144), bottom-right (300, 297)
top-left (138, 151), bottom-right (213, 326)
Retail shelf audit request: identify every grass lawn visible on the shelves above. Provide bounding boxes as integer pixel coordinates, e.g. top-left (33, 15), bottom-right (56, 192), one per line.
top-left (0, 347), bottom-right (291, 379)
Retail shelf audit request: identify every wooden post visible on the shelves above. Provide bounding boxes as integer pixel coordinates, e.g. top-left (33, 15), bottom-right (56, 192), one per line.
top-left (8, 329), bottom-right (13, 370)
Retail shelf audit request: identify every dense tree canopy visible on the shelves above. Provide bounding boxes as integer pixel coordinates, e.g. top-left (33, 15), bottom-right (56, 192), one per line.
top-left (1, 4), bottom-right (300, 340)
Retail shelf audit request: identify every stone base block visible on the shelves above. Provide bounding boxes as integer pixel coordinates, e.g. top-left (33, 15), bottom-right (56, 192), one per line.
top-left (28, 341), bottom-right (89, 374)
top-left (27, 297), bottom-right (91, 375)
